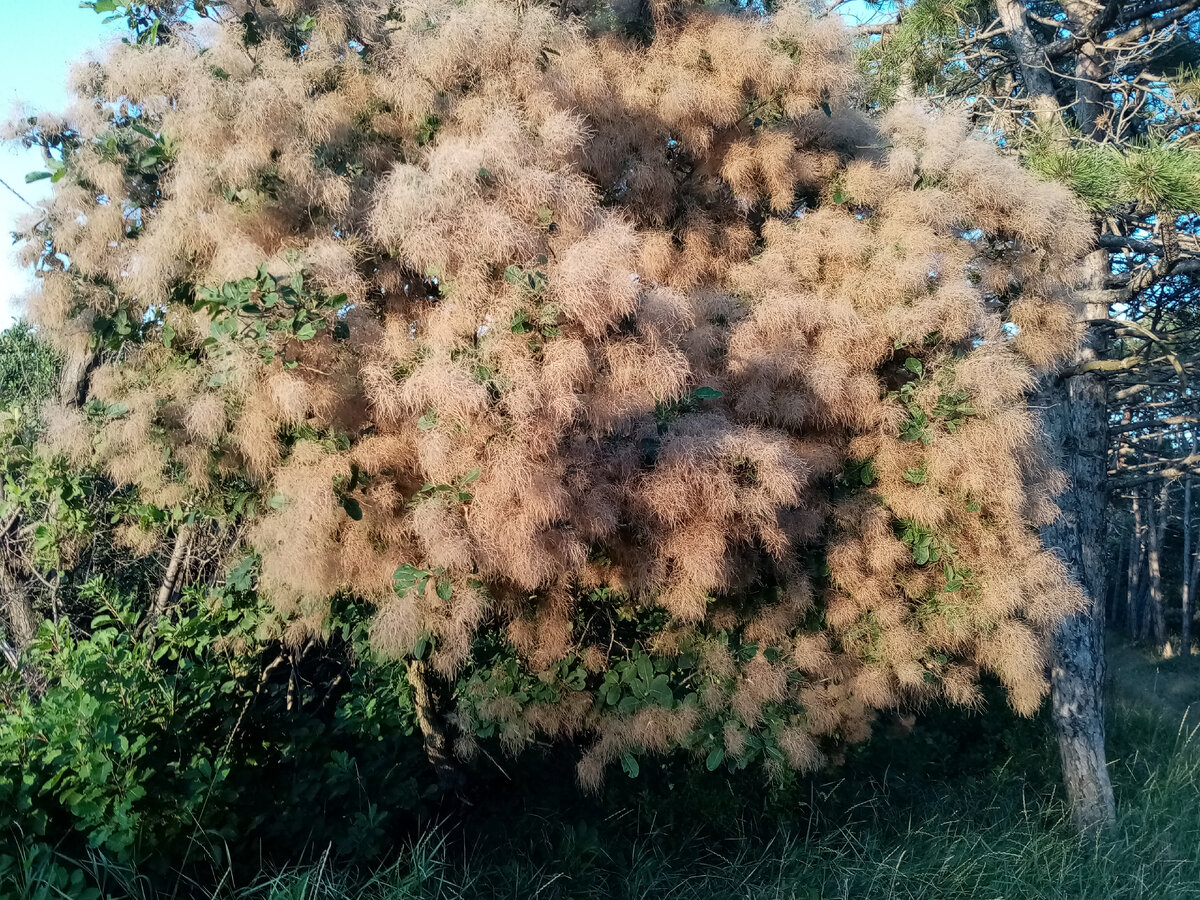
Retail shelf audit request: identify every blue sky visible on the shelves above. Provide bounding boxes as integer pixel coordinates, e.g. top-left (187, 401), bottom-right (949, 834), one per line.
top-left (0, 1), bottom-right (111, 326)
top-left (0, 0), bottom-right (892, 327)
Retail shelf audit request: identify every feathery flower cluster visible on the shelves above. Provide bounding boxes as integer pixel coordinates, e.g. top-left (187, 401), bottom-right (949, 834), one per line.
top-left (12, 0), bottom-right (1091, 782)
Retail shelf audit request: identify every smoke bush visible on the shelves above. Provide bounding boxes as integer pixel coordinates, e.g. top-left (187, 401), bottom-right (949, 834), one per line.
top-left (11, 0), bottom-right (1093, 784)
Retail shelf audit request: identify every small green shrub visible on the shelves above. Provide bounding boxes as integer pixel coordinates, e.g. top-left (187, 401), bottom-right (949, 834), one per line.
top-left (0, 322), bottom-right (58, 415)
top-left (0, 574), bottom-right (430, 879)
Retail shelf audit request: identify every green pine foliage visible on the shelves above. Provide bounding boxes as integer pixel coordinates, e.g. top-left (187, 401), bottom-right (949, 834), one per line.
top-left (1025, 141), bottom-right (1126, 213)
top-left (1027, 138), bottom-right (1200, 215)
top-left (858, 0), bottom-right (981, 107)
top-left (1119, 143), bottom-right (1200, 215)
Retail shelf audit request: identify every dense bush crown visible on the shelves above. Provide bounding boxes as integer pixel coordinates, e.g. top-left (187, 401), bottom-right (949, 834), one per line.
top-left (11, 0), bottom-right (1091, 783)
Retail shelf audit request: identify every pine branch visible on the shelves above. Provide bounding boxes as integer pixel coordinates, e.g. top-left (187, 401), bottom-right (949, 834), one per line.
top-left (855, 21), bottom-right (899, 35)
top-left (1110, 415), bottom-right (1198, 434)
top-left (0, 176), bottom-right (37, 210)
top-left (1121, 0), bottom-right (1200, 23)
top-left (1045, 0), bottom-right (1200, 58)
top-left (1125, 257), bottom-right (1200, 300)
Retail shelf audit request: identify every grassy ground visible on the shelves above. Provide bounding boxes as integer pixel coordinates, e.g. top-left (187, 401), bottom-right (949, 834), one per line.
top-left (7, 642), bottom-right (1199, 900)
top-left (1108, 636), bottom-right (1200, 720)
top-left (227, 700), bottom-right (1199, 900)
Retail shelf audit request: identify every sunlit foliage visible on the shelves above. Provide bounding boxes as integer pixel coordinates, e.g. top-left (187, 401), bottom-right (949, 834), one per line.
top-left (8, 0), bottom-right (1090, 783)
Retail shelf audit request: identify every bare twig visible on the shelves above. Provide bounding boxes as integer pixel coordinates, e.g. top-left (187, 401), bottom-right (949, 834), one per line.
top-left (0, 176), bottom-right (37, 210)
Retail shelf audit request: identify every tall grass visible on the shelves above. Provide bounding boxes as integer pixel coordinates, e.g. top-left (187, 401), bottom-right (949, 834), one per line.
top-left (8, 701), bottom-right (1199, 900)
top-left (244, 702), bottom-right (1200, 900)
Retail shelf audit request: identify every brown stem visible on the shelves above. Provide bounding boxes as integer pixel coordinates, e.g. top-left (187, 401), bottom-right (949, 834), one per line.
top-left (406, 658), bottom-right (462, 791)
top-left (145, 524), bottom-right (193, 630)
top-left (0, 563), bottom-right (38, 651)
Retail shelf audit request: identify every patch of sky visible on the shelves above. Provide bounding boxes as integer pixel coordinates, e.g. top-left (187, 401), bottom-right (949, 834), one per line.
top-left (0, 0), bottom-right (113, 326)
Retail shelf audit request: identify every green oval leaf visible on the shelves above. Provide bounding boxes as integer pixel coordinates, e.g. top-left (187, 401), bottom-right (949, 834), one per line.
top-left (620, 753), bottom-right (639, 778)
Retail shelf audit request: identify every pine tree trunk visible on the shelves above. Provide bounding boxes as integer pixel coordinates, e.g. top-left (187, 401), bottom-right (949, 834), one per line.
top-left (1189, 509), bottom-right (1200, 655)
top-left (994, 5), bottom-right (1117, 827)
top-left (995, 0), bottom-right (1060, 123)
top-left (1181, 475), bottom-right (1193, 658)
top-left (1038, 249), bottom-right (1116, 833)
top-left (1138, 574), bottom-right (1152, 641)
top-left (1145, 483), bottom-right (1169, 652)
top-left (1127, 495), bottom-right (1144, 635)
top-left (1134, 505), bottom-right (1152, 645)
top-left (1108, 525), bottom-right (1126, 624)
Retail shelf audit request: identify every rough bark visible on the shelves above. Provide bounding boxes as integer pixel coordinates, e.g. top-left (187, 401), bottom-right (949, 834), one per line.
top-left (1039, 249), bottom-right (1117, 833)
top-left (996, 0), bottom-right (1062, 124)
top-left (1060, 1), bottom-right (1112, 136)
top-left (406, 658), bottom-right (462, 791)
top-left (0, 564), bottom-right (46, 698)
top-left (1108, 522), bottom-right (1128, 624)
top-left (1189, 508), bottom-right (1200, 652)
top-left (58, 349), bottom-right (99, 409)
top-left (1, 564), bottom-right (37, 651)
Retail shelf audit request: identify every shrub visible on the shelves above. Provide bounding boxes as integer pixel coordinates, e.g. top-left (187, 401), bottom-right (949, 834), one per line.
top-left (0, 576), bottom-right (427, 870)
top-left (0, 323), bottom-right (58, 415)
top-left (10, 0), bottom-right (1090, 786)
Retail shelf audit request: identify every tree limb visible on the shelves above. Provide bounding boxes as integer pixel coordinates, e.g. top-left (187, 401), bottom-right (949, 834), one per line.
top-left (142, 524), bottom-right (193, 635)
top-left (1046, 0), bottom-right (1200, 57)
top-left (1110, 414), bottom-right (1198, 434)
top-left (996, 0), bottom-right (1062, 123)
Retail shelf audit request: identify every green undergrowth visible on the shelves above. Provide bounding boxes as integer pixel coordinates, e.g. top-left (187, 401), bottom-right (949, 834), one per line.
top-left (5, 689), bottom-right (1198, 900)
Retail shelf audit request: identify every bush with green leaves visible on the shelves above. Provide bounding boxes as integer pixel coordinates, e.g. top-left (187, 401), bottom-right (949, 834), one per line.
top-left (0, 570), bottom-right (429, 876)
top-left (0, 323), bottom-right (58, 416)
